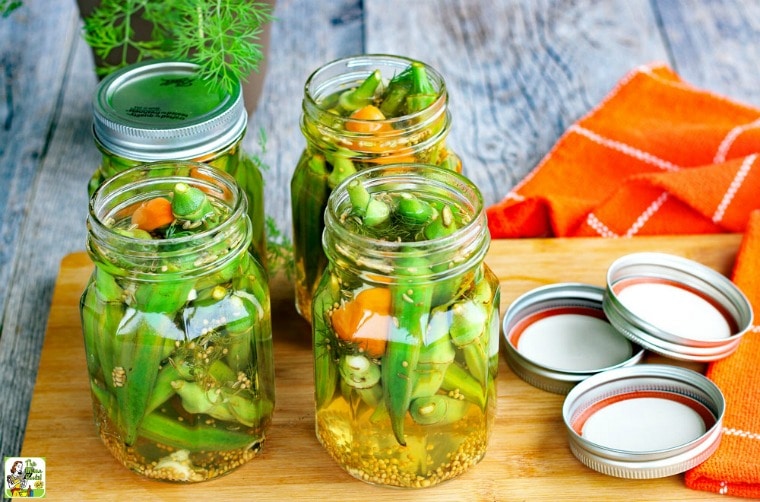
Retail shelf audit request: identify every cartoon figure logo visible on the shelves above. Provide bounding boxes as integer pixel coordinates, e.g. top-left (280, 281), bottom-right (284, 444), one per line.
top-left (4, 457), bottom-right (45, 499)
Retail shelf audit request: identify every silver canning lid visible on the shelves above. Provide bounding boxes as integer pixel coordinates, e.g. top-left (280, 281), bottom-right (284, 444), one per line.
top-left (603, 252), bottom-right (753, 362)
top-left (562, 364), bottom-right (725, 479)
top-left (502, 283), bottom-right (644, 394)
top-left (92, 60), bottom-right (247, 161)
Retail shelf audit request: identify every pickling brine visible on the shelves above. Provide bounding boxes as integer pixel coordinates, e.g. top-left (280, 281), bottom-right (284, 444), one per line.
top-left (312, 165), bottom-right (499, 488)
top-left (81, 162), bottom-right (274, 482)
top-left (292, 54), bottom-right (461, 322)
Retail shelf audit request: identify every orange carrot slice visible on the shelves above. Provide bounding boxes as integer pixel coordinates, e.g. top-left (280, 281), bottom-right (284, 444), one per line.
top-left (331, 287), bottom-right (392, 358)
top-left (131, 197), bottom-right (174, 232)
top-left (346, 105), bottom-right (392, 134)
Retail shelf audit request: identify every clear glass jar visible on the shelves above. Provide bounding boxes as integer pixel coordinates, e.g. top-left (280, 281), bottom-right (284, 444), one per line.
top-left (81, 161), bottom-right (274, 482)
top-left (312, 164), bottom-right (499, 488)
top-left (291, 54), bottom-right (461, 321)
top-left (89, 59), bottom-right (267, 267)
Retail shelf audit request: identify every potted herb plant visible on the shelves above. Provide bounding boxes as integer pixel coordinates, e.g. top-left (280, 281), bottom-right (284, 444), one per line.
top-left (76, 0), bottom-right (275, 116)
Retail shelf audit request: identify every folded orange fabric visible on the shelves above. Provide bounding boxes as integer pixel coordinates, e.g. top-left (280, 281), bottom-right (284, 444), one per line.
top-left (683, 210), bottom-right (760, 498)
top-left (486, 64), bottom-right (760, 238)
top-left (485, 63), bottom-right (760, 498)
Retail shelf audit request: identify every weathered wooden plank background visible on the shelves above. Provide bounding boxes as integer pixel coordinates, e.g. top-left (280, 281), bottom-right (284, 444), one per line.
top-left (2, 0), bottom-right (760, 468)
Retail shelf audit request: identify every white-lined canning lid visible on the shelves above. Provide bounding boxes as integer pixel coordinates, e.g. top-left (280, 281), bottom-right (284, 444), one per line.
top-left (562, 364), bottom-right (725, 479)
top-left (502, 283), bottom-right (644, 394)
top-left (603, 252), bottom-right (753, 361)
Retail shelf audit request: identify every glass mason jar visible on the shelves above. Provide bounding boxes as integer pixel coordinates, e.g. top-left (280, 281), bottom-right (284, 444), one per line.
top-left (312, 165), bottom-right (499, 488)
top-left (80, 161), bottom-right (275, 482)
top-left (291, 54), bottom-right (462, 321)
top-left (89, 59), bottom-right (267, 267)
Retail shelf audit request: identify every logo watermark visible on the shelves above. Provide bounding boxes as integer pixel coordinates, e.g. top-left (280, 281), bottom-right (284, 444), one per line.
top-left (4, 457), bottom-right (45, 499)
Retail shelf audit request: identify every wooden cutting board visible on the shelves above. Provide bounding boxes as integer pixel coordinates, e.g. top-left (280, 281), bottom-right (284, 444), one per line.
top-left (22, 235), bottom-right (742, 500)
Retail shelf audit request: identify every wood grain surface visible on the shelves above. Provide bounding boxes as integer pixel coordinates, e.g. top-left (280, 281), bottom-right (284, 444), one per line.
top-left (3, 0), bottom-right (760, 466)
top-left (22, 234), bottom-right (742, 501)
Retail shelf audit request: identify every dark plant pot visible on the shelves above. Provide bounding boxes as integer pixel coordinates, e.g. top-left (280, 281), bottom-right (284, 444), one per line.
top-left (76, 0), bottom-right (274, 116)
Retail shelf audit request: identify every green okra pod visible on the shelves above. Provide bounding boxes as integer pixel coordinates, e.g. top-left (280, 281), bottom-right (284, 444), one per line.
top-left (326, 148), bottom-right (358, 189)
top-left (379, 65), bottom-right (414, 117)
top-left (347, 178), bottom-right (390, 227)
top-left (440, 361), bottom-right (486, 408)
top-left (171, 182), bottom-right (214, 222)
top-left (139, 411), bottom-right (261, 452)
top-left (405, 62), bottom-right (437, 113)
top-left (339, 69), bottom-right (382, 112)
top-left (411, 310), bottom-right (456, 399)
top-left (291, 152), bottom-right (329, 303)
top-left (145, 360), bottom-right (188, 415)
top-left (113, 314), bottom-right (178, 445)
top-left (450, 299), bottom-right (489, 386)
top-left (396, 193), bottom-right (435, 227)
top-left (383, 254), bottom-right (433, 446)
top-left (81, 286), bottom-right (102, 376)
top-left (313, 273), bottom-right (341, 408)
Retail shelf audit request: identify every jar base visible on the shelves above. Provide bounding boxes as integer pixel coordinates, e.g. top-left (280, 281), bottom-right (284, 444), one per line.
top-left (94, 406), bottom-right (265, 483)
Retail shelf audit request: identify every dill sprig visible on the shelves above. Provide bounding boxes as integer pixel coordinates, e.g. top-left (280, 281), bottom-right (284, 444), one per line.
top-left (1, 0), bottom-right (22, 17)
top-left (82, 0), bottom-right (274, 95)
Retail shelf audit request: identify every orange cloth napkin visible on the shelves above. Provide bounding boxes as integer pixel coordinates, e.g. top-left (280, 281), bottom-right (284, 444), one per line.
top-left (486, 64), bottom-right (760, 238)
top-left (685, 211), bottom-right (760, 498)
top-left (485, 63), bottom-right (760, 498)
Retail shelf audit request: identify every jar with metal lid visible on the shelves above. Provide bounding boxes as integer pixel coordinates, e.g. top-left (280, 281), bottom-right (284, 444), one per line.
top-left (291, 54), bottom-right (462, 321)
top-left (89, 59), bottom-right (267, 266)
top-left (80, 161), bottom-right (274, 482)
top-left (312, 164), bottom-right (497, 488)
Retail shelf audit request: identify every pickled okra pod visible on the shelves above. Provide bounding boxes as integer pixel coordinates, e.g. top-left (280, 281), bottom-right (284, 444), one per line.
top-left (339, 69), bottom-right (382, 113)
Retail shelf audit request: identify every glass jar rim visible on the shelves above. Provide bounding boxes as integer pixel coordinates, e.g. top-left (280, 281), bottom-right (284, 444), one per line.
top-left (301, 53), bottom-right (449, 130)
top-left (323, 164), bottom-right (488, 282)
top-left (87, 161), bottom-right (251, 279)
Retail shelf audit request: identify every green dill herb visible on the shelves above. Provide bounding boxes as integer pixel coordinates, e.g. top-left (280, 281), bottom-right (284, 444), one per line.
top-left (82, 0), bottom-right (274, 95)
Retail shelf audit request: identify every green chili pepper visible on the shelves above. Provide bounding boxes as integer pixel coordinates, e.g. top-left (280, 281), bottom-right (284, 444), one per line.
top-left (338, 69), bottom-right (382, 113)
top-left (383, 254), bottom-right (433, 446)
top-left (405, 62), bottom-right (437, 113)
top-left (410, 394), bottom-right (470, 426)
top-left (139, 411), bottom-right (260, 452)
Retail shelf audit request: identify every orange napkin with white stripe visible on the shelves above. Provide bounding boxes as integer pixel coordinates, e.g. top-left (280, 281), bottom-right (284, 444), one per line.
top-left (485, 64), bottom-right (760, 498)
top-left (684, 211), bottom-right (760, 498)
top-left (486, 64), bottom-right (760, 238)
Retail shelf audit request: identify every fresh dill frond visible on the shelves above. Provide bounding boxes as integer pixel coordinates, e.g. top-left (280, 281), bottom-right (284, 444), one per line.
top-left (81, 0), bottom-right (273, 95)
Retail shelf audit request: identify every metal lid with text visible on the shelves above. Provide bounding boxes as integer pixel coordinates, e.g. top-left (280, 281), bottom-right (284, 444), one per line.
top-left (562, 364), bottom-right (725, 479)
top-left (502, 283), bottom-right (644, 394)
top-left (603, 252), bottom-right (753, 362)
top-left (92, 60), bottom-right (247, 161)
